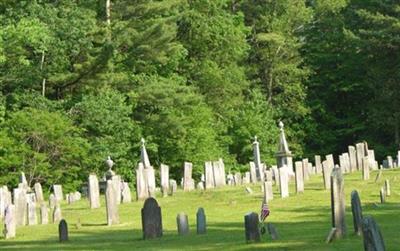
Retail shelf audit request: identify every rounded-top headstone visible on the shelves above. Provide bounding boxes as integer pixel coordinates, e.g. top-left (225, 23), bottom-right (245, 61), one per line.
top-left (351, 190), bottom-right (363, 235)
top-left (177, 212), bottom-right (189, 235)
top-left (362, 216), bottom-right (385, 251)
top-left (141, 197), bottom-right (162, 239)
top-left (59, 219), bottom-right (68, 242)
top-left (196, 207), bottom-right (206, 234)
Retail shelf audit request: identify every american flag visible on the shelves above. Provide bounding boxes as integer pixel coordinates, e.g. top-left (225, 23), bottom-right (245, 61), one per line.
top-left (260, 202), bottom-right (270, 223)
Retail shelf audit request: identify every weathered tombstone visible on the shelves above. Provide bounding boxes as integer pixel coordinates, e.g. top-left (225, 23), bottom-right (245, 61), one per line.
top-left (379, 188), bottom-right (385, 203)
top-left (249, 162), bottom-right (257, 183)
top-left (227, 173), bottom-right (234, 186)
top-left (53, 185), bottom-right (63, 202)
top-left (111, 175), bottom-right (122, 205)
top-left (397, 150), bottom-right (400, 167)
top-left (53, 204), bottom-right (62, 223)
top-left (384, 180), bottom-right (390, 196)
top-left (326, 154), bottom-right (335, 169)
top-left (362, 157), bottom-right (370, 180)
top-left (136, 163), bottom-right (148, 200)
top-left (169, 179), bottom-right (177, 195)
top-left (160, 164), bottom-right (169, 194)
top-left (295, 161), bottom-right (304, 194)
top-left (267, 223), bottom-right (279, 240)
top-left (243, 172), bottom-right (251, 184)
top-left (331, 167), bottom-right (346, 239)
top-left (34, 183), bottom-right (44, 204)
top-left (27, 201), bottom-right (37, 225)
top-left (271, 166), bottom-right (280, 187)
top-left (361, 216), bottom-right (386, 251)
top-left (315, 155), bottom-right (322, 174)
top-left (302, 158), bottom-right (309, 181)
top-left (183, 162), bottom-right (195, 191)
top-left (141, 197), bottom-right (162, 239)
top-left (177, 212), bottom-right (189, 235)
top-left (245, 187), bottom-right (253, 194)
top-left (279, 167), bottom-right (289, 198)
top-left (19, 172), bottom-right (28, 190)
top-left (244, 212), bottom-right (260, 243)
top-left (59, 219), bottom-right (68, 242)
top-left (387, 156), bottom-right (393, 168)
top-left (196, 182), bottom-right (204, 190)
top-left (196, 208), bottom-right (206, 234)
top-left (343, 153), bottom-right (351, 173)
top-left (253, 136), bottom-right (263, 181)
top-left (204, 161), bottom-right (215, 189)
top-left (218, 158), bottom-right (227, 185)
top-left (351, 190), bottom-right (363, 235)
top-left (88, 174), bottom-right (100, 209)
top-left (265, 170), bottom-right (273, 182)
top-left (322, 160), bottom-right (332, 190)
top-left (374, 170), bottom-right (382, 183)
top-left (40, 203), bottom-right (49, 225)
top-left (105, 180), bottom-right (119, 226)
top-left (13, 188), bottom-right (27, 226)
top-left (121, 182), bottom-right (132, 203)
top-left (234, 172), bottom-right (242, 185)
top-left (348, 145), bottom-right (357, 172)
top-left (146, 168), bottom-right (156, 197)
top-left (4, 204), bottom-right (16, 239)
top-left (356, 142), bottom-right (366, 170)
top-left (368, 150), bottom-right (378, 170)
top-left (49, 193), bottom-right (56, 210)
top-left (263, 181), bottom-right (273, 202)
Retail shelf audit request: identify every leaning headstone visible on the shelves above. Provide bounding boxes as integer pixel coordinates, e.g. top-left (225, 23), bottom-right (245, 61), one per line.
top-left (14, 188), bottom-right (27, 226)
top-left (34, 183), bottom-right (44, 204)
top-left (121, 182), bottom-right (132, 203)
top-left (49, 193), bottom-right (56, 210)
top-left (245, 187), bottom-right (253, 194)
top-left (267, 223), bottom-right (279, 240)
top-left (362, 157), bottom-right (370, 180)
top-left (351, 190), bottom-right (363, 235)
top-left (177, 212), bottom-right (189, 235)
top-left (295, 161), bottom-right (304, 194)
top-left (196, 208), bottom-right (206, 234)
top-left (331, 167), bottom-right (346, 239)
top-left (326, 228), bottom-right (337, 243)
top-left (348, 145), bottom-right (357, 172)
top-left (59, 219), bottom-right (69, 242)
top-left (53, 185), bottom-right (63, 202)
top-left (315, 155), bottom-right (322, 174)
top-left (244, 212), bottom-right (260, 243)
top-left (322, 161), bottom-right (332, 190)
top-left (302, 158), bottom-right (309, 181)
top-left (53, 204), bottom-right (62, 223)
top-left (384, 180), bottom-right (390, 196)
top-left (183, 162), bottom-right (195, 191)
top-left (105, 180), bottom-right (119, 226)
top-left (88, 174), bottom-right (100, 209)
top-left (40, 203), bottom-right (49, 225)
top-left (141, 197), bottom-right (162, 239)
top-left (361, 216), bottom-right (386, 251)
top-left (374, 170), bottom-right (382, 183)
top-left (27, 201), bottom-right (37, 225)
top-left (263, 181), bottom-right (273, 202)
top-left (379, 188), bottom-right (385, 203)
top-left (279, 167), bottom-right (289, 198)
top-left (4, 204), bottom-right (16, 239)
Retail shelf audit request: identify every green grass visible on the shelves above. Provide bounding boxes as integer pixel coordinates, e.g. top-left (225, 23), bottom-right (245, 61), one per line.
top-left (1, 169), bottom-right (400, 251)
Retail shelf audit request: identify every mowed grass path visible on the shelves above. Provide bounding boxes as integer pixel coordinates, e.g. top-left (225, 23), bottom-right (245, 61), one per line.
top-left (1, 169), bottom-right (400, 250)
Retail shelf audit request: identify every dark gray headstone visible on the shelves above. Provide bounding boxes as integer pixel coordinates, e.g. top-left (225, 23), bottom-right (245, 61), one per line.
top-left (58, 219), bottom-right (68, 242)
top-left (351, 190), bottom-right (363, 235)
top-left (362, 216), bottom-right (386, 251)
top-left (379, 188), bottom-right (385, 204)
top-left (196, 208), bottom-right (206, 234)
top-left (267, 223), bottom-right (279, 240)
top-left (244, 212), bottom-right (260, 243)
top-left (177, 212), bottom-right (189, 235)
top-left (141, 197), bottom-right (162, 239)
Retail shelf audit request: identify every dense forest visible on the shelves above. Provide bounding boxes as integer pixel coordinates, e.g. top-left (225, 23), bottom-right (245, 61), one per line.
top-left (0, 0), bottom-right (399, 191)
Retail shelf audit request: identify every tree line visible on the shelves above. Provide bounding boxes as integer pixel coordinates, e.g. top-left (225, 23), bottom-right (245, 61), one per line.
top-left (0, 0), bottom-right (398, 191)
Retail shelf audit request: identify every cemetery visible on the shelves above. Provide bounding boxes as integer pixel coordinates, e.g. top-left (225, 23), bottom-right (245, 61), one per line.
top-left (1, 1), bottom-right (400, 250)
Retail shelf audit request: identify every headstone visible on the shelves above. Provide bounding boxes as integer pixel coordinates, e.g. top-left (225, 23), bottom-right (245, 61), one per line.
top-left (141, 197), bottom-right (162, 239)
top-left (384, 180), bottom-right (390, 196)
top-left (397, 150), bottom-right (400, 167)
top-left (249, 162), bottom-right (257, 183)
top-left (382, 160), bottom-right (389, 169)
top-left (111, 175), bottom-right (122, 204)
top-left (160, 164), bottom-right (170, 194)
top-left (379, 188), bottom-right (385, 203)
top-left (271, 166), bottom-right (280, 187)
top-left (326, 228), bottom-right (336, 243)
top-left (343, 153), bottom-right (351, 173)
top-left (326, 154), bottom-right (334, 169)
top-left (4, 204), bottom-right (16, 239)
top-left (13, 188), bottom-right (27, 226)
top-left (267, 223), bottom-right (279, 240)
top-left (105, 180), bottom-right (119, 226)
top-left (227, 173), bottom-right (234, 186)
top-left (88, 174), bottom-right (100, 209)
top-left (40, 203), bottom-right (49, 225)
top-left (265, 170), bottom-right (273, 182)
top-left (243, 172), bottom-right (251, 184)
top-left (49, 193), bottom-right (56, 210)
top-left (196, 208), bottom-right (206, 234)
top-left (263, 181), bottom-right (273, 202)
top-left (361, 216), bottom-right (386, 251)
top-left (374, 170), bottom-right (382, 183)
top-left (253, 136), bottom-right (263, 181)
top-left (19, 172), bottom-right (28, 189)
top-left (205, 161), bottom-right (215, 189)
top-left (169, 179), bottom-right (177, 195)
top-left (387, 156), bottom-right (393, 168)
top-left (244, 212), bottom-right (260, 243)
top-left (59, 219), bottom-right (68, 242)
top-left (53, 204), bottom-right (62, 223)
top-left (53, 185), bottom-right (63, 202)
top-left (177, 212), bottom-right (189, 235)
top-left (348, 145), bottom-right (357, 172)
top-left (27, 201), bottom-right (37, 225)
top-left (315, 155), bottom-right (322, 174)
top-left (245, 187), bottom-right (253, 194)
top-left (302, 158), bottom-right (309, 181)
top-left (234, 172), bottom-right (242, 185)
top-left (183, 162), bottom-right (195, 191)
top-left (295, 161), bottom-right (304, 194)
top-left (196, 182), bottom-right (204, 190)
top-left (145, 167), bottom-right (156, 197)
top-left (362, 157), bottom-right (370, 180)
top-left (368, 150), bottom-right (378, 170)
top-left (0, 186), bottom-right (11, 220)
top-left (356, 142), bottom-right (366, 170)
top-left (331, 167), bottom-right (346, 239)
top-left (136, 163), bottom-right (148, 200)
top-left (279, 167), bottom-right (289, 198)
top-left (34, 183), bottom-right (44, 204)
top-left (121, 182), bottom-right (132, 203)
top-left (322, 160), bottom-right (332, 190)
top-left (351, 190), bottom-right (363, 235)
top-left (218, 158), bottom-right (227, 185)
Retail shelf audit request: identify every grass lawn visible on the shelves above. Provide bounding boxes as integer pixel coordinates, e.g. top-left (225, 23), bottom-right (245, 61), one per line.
top-left (1, 168), bottom-right (399, 250)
